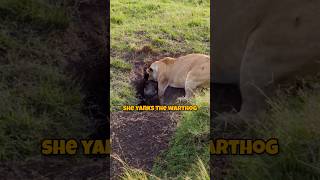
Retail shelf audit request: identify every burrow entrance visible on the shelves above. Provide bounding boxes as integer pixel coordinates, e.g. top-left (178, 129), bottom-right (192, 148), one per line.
top-left (130, 52), bottom-right (185, 105)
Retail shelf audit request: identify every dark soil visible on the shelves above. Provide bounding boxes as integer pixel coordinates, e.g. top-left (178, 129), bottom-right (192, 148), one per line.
top-left (111, 111), bottom-right (181, 179)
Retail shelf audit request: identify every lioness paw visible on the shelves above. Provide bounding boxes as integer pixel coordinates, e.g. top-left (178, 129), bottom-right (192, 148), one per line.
top-left (176, 97), bottom-right (192, 104)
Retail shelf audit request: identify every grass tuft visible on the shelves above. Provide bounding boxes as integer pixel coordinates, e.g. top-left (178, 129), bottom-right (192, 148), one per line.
top-left (113, 155), bottom-right (209, 180)
top-left (152, 92), bottom-right (210, 178)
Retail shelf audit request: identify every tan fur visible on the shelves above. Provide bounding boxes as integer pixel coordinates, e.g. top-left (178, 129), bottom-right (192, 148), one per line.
top-left (147, 54), bottom-right (210, 104)
top-left (161, 57), bottom-right (175, 65)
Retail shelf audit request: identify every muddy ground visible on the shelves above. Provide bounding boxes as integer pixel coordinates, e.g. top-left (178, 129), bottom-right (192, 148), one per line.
top-left (111, 111), bottom-right (181, 178)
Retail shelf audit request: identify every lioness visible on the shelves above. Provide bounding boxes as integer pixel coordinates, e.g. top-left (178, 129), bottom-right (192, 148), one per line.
top-left (146, 54), bottom-right (210, 104)
top-left (213, 0), bottom-right (320, 120)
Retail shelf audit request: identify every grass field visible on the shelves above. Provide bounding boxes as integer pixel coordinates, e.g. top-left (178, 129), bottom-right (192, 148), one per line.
top-left (0, 0), bottom-right (90, 160)
top-left (111, 0), bottom-right (210, 178)
top-left (110, 0), bottom-right (210, 111)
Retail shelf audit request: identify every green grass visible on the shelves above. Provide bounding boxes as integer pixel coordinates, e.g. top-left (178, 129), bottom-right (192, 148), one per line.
top-left (0, 0), bottom-right (69, 30)
top-left (152, 92), bottom-right (210, 179)
top-left (114, 155), bottom-right (209, 180)
top-left (110, 58), bottom-right (137, 111)
top-left (227, 87), bottom-right (320, 179)
top-left (111, 0), bottom-right (209, 54)
top-left (111, 58), bottom-right (133, 70)
top-left (0, 0), bottom-right (89, 160)
top-left (110, 0), bottom-right (210, 110)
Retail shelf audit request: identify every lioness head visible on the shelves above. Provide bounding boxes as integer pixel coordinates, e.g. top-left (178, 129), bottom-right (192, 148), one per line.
top-left (146, 57), bottom-right (175, 81)
top-left (146, 62), bottom-right (159, 81)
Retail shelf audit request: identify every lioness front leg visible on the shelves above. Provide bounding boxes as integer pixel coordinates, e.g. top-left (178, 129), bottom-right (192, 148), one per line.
top-left (158, 78), bottom-right (169, 104)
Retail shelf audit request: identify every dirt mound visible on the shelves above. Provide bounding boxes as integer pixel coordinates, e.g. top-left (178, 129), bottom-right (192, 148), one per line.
top-left (111, 111), bottom-right (181, 179)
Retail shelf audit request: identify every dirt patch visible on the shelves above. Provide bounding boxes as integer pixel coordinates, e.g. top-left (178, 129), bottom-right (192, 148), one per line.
top-left (110, 111), bottom-right (181, 179)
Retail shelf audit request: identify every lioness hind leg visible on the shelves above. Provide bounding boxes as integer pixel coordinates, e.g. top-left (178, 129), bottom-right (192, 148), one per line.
top-left (239, 46), bottom-right (277, 119)
top-left (184, 72), bottom-right (207, 98)
top-left (185, 81), bottom-right (200, 98)
top-left (239, 49), bottom-right (276, 119)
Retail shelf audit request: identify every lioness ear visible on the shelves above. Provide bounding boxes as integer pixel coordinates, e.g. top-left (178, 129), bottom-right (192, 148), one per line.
top-left (161, 57), bottom-right (175, 65)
